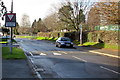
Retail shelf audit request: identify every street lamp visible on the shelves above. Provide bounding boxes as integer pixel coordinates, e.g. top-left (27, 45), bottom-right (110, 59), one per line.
top-left (79, 24), bottom-right (82, 45)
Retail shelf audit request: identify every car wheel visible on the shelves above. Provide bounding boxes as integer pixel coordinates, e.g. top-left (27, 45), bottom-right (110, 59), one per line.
top-left (70, 45), bottom-right (73, 48)
top-left (58, 44), bottom-right (61, 48)
top-left (56, 44), bottom-right (58, 47)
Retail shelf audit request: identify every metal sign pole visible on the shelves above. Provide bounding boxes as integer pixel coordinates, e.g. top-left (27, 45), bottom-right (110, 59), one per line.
top-left (10, 0), bottom-right (13, 54)
top-left (79, 25), bottom-right (82, 45)
top-left (10, 27), bottom-right (12, 54)
top-left (80, 27), bottom-right (82, 45)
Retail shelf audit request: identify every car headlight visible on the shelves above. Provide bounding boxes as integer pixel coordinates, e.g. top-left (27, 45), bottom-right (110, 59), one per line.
top-left (61, 42), bottom-right (65, 44)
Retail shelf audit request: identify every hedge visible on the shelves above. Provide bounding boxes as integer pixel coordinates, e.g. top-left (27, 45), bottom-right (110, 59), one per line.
top-left (37, 31), bottom-right (119, 45)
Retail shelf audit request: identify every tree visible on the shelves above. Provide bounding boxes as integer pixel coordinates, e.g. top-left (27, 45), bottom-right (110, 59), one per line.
top-left (31, 19), bottom-right (37, 34)
top-left (31, 18), bottom-right (48, 34)
top-left (20, 14), bottom-right (31, 27)
top-left (58, 0), bottom-right (94, 31)
top-left (13, 22), bottom-right (19, 35)
top-left (0, 1), bottom-right (7, 20)
top-left (18, 14), bottom-right (31, 34)
top-left (1, 27), bottom-right (9, 36)
top-left (87, 2), bottom-right (119, 30)
top-left (36, 18), bottom-right (48, 32)
top-left (87, 5), bottom-right (101, 30)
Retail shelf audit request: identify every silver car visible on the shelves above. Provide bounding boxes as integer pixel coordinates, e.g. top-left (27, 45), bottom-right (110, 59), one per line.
top-left (55, 37), bottom-right (73, 48)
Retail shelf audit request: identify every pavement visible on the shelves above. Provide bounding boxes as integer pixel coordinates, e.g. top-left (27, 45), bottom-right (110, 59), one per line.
top-left (2, 60), bottom-right (35, 79)
top-left (2, 43), bottom-right (37, 80)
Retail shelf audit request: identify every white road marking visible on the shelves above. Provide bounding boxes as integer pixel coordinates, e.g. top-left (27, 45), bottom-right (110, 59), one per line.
top-left (58, 51), bottom-right (68, 54)
top-left (53, 52), bottom-right (62, 55)
top-left (80, 51), bottom-right (87, 53)
top-left (89, 51), bottom-right (120, 59)
top-left (40, 53), bottom-right (46, 55)
top-left (100, 66), bottom-right (120, 75)
top-left (29, 52), bottom-right (34, 56)
top-left (72, 56), bottom-right (87, 62)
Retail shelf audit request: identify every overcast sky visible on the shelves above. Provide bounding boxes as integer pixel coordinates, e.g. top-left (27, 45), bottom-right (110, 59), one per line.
top-left (1, 0), bottom-right (61, 25)
top-left (0, 0), bottom-right (118, 26)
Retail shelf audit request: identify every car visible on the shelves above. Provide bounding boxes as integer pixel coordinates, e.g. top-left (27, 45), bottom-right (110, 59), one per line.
top-left (55, 37), bottom-right (73, 48)
top-left (2, 35), bottom-right (10, 39)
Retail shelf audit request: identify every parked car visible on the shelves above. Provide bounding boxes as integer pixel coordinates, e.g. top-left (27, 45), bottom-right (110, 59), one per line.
top-left (2, 35), bottom-right (10, 39)
top-left (55, 37), bottom-right (73, 48)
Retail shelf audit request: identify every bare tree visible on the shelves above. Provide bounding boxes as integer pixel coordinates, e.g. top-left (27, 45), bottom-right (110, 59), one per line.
top-left (18, 14), bottom-right (31, 34)
top-left (87, 2), bottom-right (119, 31)
top-left (20, 14), bottom-right (31, 27)
top-left (58, 0), bottom-right (95, 31)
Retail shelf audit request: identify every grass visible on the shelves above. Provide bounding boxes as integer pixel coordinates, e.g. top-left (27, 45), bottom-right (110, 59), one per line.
top-left (16, 36), bottom-right (33, 38)
top-left (77, 42), bottom-right (119, 50)
top-left (0, 41), bottom-right (8, 43)
top-left (17, 36), bottom-right (58, 42)
top-left (73, 40), bottom-right (80, 45)
top-left (0, 39), bottom-right (17, 44)
top-left (2, 47), bottom-right (26, 59)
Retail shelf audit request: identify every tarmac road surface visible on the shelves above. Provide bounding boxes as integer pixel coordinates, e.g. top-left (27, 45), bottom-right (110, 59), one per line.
top-left (16, 38), bottom-right (120, 79)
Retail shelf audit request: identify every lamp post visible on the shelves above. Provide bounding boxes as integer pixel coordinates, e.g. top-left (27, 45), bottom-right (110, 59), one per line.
top-left (79, 24), bottom-right (82, 45)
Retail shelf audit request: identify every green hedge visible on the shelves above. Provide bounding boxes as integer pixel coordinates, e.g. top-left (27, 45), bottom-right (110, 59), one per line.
top-left (37, 31), bottom-right (119, 45)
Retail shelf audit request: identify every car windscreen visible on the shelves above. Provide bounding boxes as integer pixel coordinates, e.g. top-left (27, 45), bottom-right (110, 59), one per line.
top-left (61, 38), bottom-right (71, 41)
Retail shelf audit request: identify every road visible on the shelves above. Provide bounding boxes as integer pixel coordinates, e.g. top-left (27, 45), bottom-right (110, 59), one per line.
top-left (16, 38), bottom-right (120, 79)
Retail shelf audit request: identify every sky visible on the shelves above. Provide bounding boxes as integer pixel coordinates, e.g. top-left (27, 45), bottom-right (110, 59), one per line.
top-left (0, 0), bottom-right (61, 25)
top-left (0, 0), bottom-right (119, 26)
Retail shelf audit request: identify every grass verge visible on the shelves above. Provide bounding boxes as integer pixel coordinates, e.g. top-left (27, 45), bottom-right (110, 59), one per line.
top-left (0, 41), bottom-right (8, 44)
top-left (2, 47), bottom-right (26, 59)
top-left (17, 36), bottom-right (58, 42)
top-left (78, 42), bottom-right (119, 50)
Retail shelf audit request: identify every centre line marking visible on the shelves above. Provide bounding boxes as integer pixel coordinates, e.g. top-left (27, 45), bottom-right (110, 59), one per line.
top-left (100, 66), bottom-right (120, 75)
top-left (80, 51), bottom-right (87, 53)
top-left (40, 53), bottom-right (46, 55)
top-left (29, 52), bottom-right (33, 56)
top-left (72, 56), bottom-right (87, 62)
top-left (53, 52), bottom-right (62, 55)
top-left (58, 51), bottom-right (68, 54)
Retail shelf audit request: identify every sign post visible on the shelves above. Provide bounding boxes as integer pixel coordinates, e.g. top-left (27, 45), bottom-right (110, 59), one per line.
top-left (5, 0), bottom-right (16, 54)
top-left (79, 25), bottom-right (82, 45)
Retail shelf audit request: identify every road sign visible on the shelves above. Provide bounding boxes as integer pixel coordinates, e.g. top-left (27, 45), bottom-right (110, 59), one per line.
top-left (5, 13), bottom-right (16, 27)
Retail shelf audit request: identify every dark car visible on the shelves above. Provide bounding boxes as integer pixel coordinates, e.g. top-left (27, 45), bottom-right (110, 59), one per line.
top-left (55, 37), bottom-right (73, 48)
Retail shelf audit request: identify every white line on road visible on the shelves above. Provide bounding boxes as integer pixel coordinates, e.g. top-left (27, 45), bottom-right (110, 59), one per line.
top-left (58, 51), bottom-right (68, 54)
top-left (29, 52), bottom-right (34, 56)
top-left (40, 53), bottom-right (46, 55)
top-left (100, 66), bottom-right (120, 75)
top-left (72, 56), bottom-right (87, 62)
top-left (89, 51), bottom-right (120, 59)
top-left (80, 51), bottom-right (87, 53)
top-left (53, 52), bottom-right (62, 55)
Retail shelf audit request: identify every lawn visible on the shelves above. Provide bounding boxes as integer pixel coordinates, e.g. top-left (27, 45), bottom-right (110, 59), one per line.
top-left (2, 47), bottom-right (26, 59)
